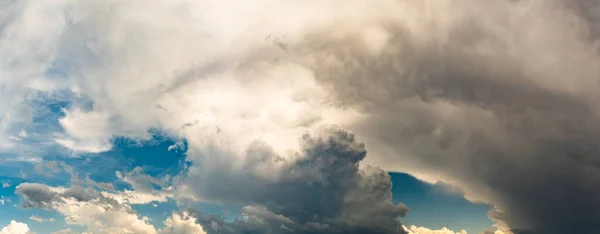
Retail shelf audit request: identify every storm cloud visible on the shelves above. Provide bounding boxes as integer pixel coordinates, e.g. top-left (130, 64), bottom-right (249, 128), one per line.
top-left (280, 0), bottom-right (600, 233)
top-left (182, 128), bottom-right (408, 234)
top-left (2, 0), bottom-right (600, 233)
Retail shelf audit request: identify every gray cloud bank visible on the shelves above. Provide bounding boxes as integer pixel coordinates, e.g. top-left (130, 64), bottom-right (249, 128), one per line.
top-left (286, 1), bottom-right (600, 233)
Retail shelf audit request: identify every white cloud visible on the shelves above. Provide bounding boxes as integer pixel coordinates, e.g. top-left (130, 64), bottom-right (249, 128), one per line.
top-left (16, 182), bottom-right (157, 234)
top-left (404, 225), bottom-right (468, 234)
top-left (55, 109), bottom-right (114, 153)
top-left (0, 0), bottom-right (370, 157)
top-left (167, 142), bottom-right (185, 152)
top-left (16, 180), bottom-right (210, 234)
top-left (0, 221), bottom-right (30, 234)
top-left (57, 198), bottom-right (157, 234)
top-left (0, 0), bottom-right (65, 151)
top-left (29, 215), bottom-right (55, 223)
top-left (158, 212), bottom-right (206, 234)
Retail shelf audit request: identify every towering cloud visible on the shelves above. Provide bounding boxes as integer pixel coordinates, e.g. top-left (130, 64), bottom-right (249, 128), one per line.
top-left (182, 128), bottom-right (408, 234)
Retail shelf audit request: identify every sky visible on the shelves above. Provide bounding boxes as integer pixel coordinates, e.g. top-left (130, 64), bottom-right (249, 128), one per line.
top-left (1, 0), bottom-right (599, 234)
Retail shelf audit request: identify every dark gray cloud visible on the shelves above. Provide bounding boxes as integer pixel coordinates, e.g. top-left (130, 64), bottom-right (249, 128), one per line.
top-left (184, 128), bottom-right (408, 234)
top-left (16, 183), bottom-right (129, 213)
top-left (16, 183), bottom-right (58, 209)
top-left (271, 1), bottom-right (600, 233)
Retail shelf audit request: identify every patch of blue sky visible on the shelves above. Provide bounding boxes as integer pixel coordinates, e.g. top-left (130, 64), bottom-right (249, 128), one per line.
top-left (390, 172), bottom-right (493, 234)
top-left (111, 135), bottom-right (188, 178)
top-left (131, 198), bottom-right (181, 230)
top-left (52, 134), bottom-right (188, 192)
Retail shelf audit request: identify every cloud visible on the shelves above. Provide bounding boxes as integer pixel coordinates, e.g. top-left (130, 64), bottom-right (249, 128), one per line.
top-left (33, 161), bottom-right (63, 177)
top-left (2, 0), bottom-right (600, 233)
top-left (0, 221), bottom-right (30, 234)
top-left (16, 183), bottom-right (157, 234)
top-left (105, 167), bottom-right (172, 204)
top-left (182, 129), bottom-right (408, 234)
top-left (55, 108), bottom-right (115, 153)
top-left (83, 176), bottom-right (116, 192)
top-left (158, 212), bottom-right (206, 234)
top-left (404, 225), bottom-right (467, 234)
top-left (28, 215), bottom-right (55, 223)
top-left (15, 181), bottom-right (213, 234)
top-left (479, 229), bottom-right (507, 234)
top-left (286, 1), bottom-right (600, 233)
top-left (0, 0), bottom-right (63, 151)
top-left (14, 164), bottom-right (188, 233)
top-left (2, 181), bottom-right (11, 188)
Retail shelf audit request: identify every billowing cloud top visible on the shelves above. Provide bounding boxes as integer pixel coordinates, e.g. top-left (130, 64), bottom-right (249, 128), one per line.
top-left (1, 0), bottom-right (600, 233)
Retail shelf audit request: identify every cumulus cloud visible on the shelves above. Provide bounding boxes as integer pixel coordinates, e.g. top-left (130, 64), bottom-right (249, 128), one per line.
top-left (182, 129), bottom-right (408, 234)
top-left (0, 221), bottom-right (30, 234)
top-left (2, 0), bottom-right (600, 233)
top-left (15, 181), bottom-right (211, 234)
top-left (404, 225), bottom-right (467, 234)
top-left (158, 212), bottom-right (206, 234)
top-left (55, 108), bottom-right (115, 153)
top-left (14, 164), bottom-right (191, 234)
top-left (15, 183), bottom-right (157, 234)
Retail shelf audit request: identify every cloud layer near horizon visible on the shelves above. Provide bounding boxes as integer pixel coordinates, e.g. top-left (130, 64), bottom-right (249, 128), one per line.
top-left (2, 0), bottom-right (600, 233)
